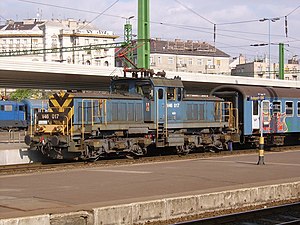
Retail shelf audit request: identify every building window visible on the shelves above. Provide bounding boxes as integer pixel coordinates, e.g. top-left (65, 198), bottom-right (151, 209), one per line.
top-left (150, 57), bottom-right (154, 65)
top-left (188, 58), bottom-right (192, 65)
top-left (207, 59), bottom-right (213, 66)
top-left (158, 56), bottom-right (161, 64)
top-left (285, 101), bottom-right (293, 116)
top-left (168, 57), bottom-right (174, 64)
top-left (197, 59), bottom-right (202, 65)
top-left (32, 39), bottom-right (38, 48)
top-left (85, 39), bottom-right (89, 45)
top-left (216, 60), bottom-right (221, 66)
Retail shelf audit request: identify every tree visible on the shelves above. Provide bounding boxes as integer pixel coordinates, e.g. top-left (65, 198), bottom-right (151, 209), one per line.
top-left (9, 89), bottom-right (39, 101)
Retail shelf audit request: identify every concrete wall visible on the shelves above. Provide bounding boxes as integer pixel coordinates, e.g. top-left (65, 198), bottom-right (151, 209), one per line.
top-left (0, 149), bottom-right (30, 165)
top-left (1, 182), bottom-right (299, 225)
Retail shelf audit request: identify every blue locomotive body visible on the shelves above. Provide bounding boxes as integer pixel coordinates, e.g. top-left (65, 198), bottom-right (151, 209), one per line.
top-left (24, 76), bottom-right (238, 161)
top-left (0, 99), bottom-right (47, 130)
top-left (0, 101), bottom-right (26, 130)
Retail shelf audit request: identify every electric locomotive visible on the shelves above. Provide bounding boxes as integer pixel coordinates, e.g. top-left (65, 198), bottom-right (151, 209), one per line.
top-left (23, 71), bottom-right (239, 162)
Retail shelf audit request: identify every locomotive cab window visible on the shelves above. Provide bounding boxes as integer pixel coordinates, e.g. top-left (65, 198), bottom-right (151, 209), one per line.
top-left (4, 105), bottom-right (13, 112)
top-left (285, 101), bottom-right (293, 117)
top-left (167, 87), bottom-right (175, 100)
top-left (272, 101), bottom-right (281, 115)
top-left (19, 105), bottom-right (25, 111)
top-left (177, 88), bottom-right (182, 101)
top-left (138, 83), bottom-right (153, 99)
top-left (158, 89), bottom-right (164, 99)
top-left (112, 82), bottom-right (129, 93)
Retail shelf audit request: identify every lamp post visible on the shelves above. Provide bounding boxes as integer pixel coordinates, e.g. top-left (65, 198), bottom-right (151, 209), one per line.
top-left (247, 93), bottom-right (265, 165)
top-left (258, 93), bottom-right (265, 165)
top-left (259, 17), bottom-right (280, 79)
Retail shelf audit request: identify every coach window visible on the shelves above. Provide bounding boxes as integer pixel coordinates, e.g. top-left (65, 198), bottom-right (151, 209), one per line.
top-left (0, 105), bottom-right (4, 111)
top-left (285, 101), bottom-right (293, 117)
top-left (298, 102), bottom-right (300, 117)
top-left (158, 89), bottom-right (164, 99)
top-left (253, 101), bottom-right (258, 115)
top-left (262, 101), bottom-right (270, 115)
top-left (272, 101), bottom-right (281, 115)
top-left (19, 105), bottom-right (25, 111)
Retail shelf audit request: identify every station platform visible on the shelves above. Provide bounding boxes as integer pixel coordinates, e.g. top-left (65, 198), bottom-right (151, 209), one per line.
top-left (0, 143), bottom-right (29, 165)
top-left (0, 150), bottom-right (299, 224)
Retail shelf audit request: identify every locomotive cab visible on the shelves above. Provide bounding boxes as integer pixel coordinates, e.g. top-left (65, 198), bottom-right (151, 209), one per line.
top-left (111, 76), bottom-right (184, 124)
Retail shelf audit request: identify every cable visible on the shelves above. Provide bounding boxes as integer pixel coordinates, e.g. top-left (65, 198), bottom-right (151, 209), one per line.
top-left (17, 0), bottom-right (125, 19)
top-left (286, 4), bottom-right (300, 16)
top-left (78, 0), bottom-right (120, 30)
top-left (174, 0), bottom-right (215, 25)
top-left (151, 21), bottom-right (267, 44)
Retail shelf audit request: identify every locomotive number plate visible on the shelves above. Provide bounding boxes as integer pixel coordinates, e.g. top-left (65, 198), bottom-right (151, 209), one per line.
top-left (37, 112), bottom-right (65, 121)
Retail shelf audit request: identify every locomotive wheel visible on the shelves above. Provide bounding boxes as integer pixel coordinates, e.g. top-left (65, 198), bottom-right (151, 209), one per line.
top-left (176, 145), bottom-right (190, 155)
top-left (130, 144), bottom-right (145, 156)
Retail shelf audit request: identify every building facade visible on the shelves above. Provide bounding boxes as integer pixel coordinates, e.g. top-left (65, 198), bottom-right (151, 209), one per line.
top-left (231, 57), bottom-right (300, 80)
top-left (147, 39), bottom-right (230, 74)
top-left (0, 19), bottom-right (118, 67)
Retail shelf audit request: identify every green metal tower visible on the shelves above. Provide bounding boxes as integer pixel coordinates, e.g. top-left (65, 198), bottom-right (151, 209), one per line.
top-left (124, 16), bottom-right (134, 67)
top-left (279, 43), bottom-right (284, 80)
top-left (137, 0), bottom-right (150, 69)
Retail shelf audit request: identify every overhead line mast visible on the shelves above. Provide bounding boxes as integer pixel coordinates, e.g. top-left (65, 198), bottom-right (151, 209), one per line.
top-left (137, 0), bottom-right (150, 69)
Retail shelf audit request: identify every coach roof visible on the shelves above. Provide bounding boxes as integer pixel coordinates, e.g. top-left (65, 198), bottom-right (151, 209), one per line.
top-left (210, 85), bottom-right (300, 99)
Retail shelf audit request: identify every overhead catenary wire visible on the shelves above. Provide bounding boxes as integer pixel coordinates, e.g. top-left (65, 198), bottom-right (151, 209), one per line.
top-left (78, 0), bottom-right (120, 30)
top-left (17, 0), bottom-right (126, 19)
top-left (5, 0), bottom-right (300, 61)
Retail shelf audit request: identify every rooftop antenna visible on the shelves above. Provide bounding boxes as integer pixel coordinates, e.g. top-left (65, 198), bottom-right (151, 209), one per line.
top-left (37, 8), bottom-right (40, 20)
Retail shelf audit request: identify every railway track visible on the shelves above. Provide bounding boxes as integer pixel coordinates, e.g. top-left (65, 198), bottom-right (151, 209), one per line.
top-left (176, 202), bottom-right (300, 225)
top-left (0, 145), bottom-right (299, 175)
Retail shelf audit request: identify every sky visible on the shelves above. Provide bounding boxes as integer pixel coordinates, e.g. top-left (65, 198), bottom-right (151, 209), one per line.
top-left (1, 0), bottom-right (300, 63)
